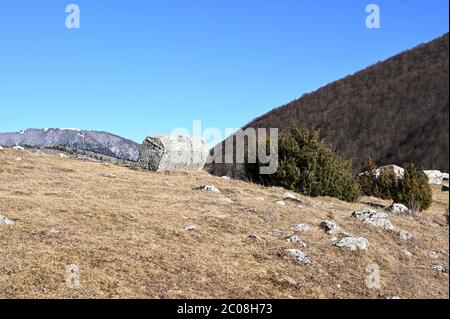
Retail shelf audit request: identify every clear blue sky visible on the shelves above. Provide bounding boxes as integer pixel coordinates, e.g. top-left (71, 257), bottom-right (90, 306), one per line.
top-left (0, 0), bottom-right (448, 144)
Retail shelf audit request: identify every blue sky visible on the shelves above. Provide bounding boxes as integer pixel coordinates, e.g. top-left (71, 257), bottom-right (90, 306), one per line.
top-left (0, 0), bottom-right (448, 145)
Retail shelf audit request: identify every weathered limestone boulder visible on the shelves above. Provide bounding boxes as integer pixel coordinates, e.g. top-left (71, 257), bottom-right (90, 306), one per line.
top-left (386, 203), bottom-right (411, 215)
top-left (287, 235), bottom-right (307, 247)
top-left (138, 136), bottom-right (209, 171)
top-left (320, 220), bottom-right (339, 234)
top-left (399, 230), bottom-right (413, 241)
top-left (333, 237), bottom-right (369, 251)
top-left (352, 209), bottom-right (394, 230)
top-left (285, 249), bottom-right (310, 265)
top-left (0, 215), bottom-right (15, 225)
top-left (432, 264), bottom-right (446, 273)
top-left (423, 170), bottom-right (449, 185)
top-left (292, 224), bottom-right (310, 233)
top-left (375, 165), bottom-right (404, 179)
top-left (282, 192), bottom-right (301, 203)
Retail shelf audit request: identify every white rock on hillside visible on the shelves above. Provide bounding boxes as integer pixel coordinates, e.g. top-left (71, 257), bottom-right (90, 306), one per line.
top-left (197, 185), bottom-right (221, 193)
top-left (402, 250), bottom-right (413, 258)
top-left (285, 249), bottom-right (310, 265)
top-left (432, 264), bottom-right (446, 273)
top-left (282, 192), bottom-right (301, 202)
top-left (320, 221), bottom-right (339, 234)
top-left (292, 224), bottom-right (310, 233)
top-left (386, 203), bottom-right (411, 215)
top-left (352, 209), bottom-right (394, 230)
top-left (423, 170), bottom-right (447, 185)
top-left (0, 215), bottom-right (15, 225)
top-left (138, 135), bottom-right (209, 171)
top-left (399, 230), bottom-right (413, 241)
top-left (375, 165), bottom-right (405, 179)
top-left (272, 229), bottom-right (283, 237)
top-left (184, 225), bottom-right (197, 232)
top-left (13, 146), bottom-right (25, 151)
top-left (287, 235), bottom-right (307, 247)
top-left (249, 234), bottom-right (265, 242)
top-left (333, 237), bottom-right (369, 251)
top-left (428, 251), bottom-right (439, 259)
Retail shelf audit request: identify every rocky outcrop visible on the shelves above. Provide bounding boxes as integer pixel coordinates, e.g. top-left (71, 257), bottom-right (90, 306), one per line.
top-left (386, 203), bottom-right (411, 215)
top-left (285, 249), bottom-right (310, 265)
top-left (138, 136), bottom-right (209, 171)
top-left (333, 237), bottom-right (369, 251)
top-left (0, 215), bottom-right (15, 225)
top-left (399, 230), bottom-right (413, 241)
top-left (375, 165), bottom-right (405, 179)
top-left (320, 221), bottom-right (339, 235)
top-left (423, 170), bottom-right (449, 185)
top-left (352, 210), bottom-right (394, 230)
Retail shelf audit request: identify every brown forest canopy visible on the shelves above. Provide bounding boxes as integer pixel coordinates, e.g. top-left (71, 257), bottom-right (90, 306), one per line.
top-left (232, 33), bottom-right (449, 174)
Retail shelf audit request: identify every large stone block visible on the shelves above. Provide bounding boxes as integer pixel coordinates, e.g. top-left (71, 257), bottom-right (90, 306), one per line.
top-left (138, 136), bottom-right (209, 171)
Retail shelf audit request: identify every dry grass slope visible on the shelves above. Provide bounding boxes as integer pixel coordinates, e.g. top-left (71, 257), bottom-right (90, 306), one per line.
top-left (0, 149), bottom-right (448, 299)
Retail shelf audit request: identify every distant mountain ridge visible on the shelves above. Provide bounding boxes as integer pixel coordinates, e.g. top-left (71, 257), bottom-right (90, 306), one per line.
top-left (0, 128), bottom-right (140, 161)
top-left (208, 33), bottom-right (449, 177)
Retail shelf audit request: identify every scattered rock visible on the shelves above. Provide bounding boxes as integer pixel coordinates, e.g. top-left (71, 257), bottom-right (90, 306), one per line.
top-left (399, 230), bottom-right (413, 241)
top-left (15, 157), bottom-right (23, 162)
top-left (50, 228), bottom-right (60, 236)
top-left (196, 185), bottom-right (221, 193)
top-left (164, 181), bottom-right (176, 187)
top-left (423, 170), bottom-right (447, 185)
top-left (285, 249), bottom-right (310, 265)
top-left (103, 173), bottom-right (117, 178)
top-left (249, 234), bottom-right (265, 242)
top-left (219, 198), bottom-right (234, 204)
top-left (333, 237), bottom-right (369, 251)
top-left (13, 146), bottom-right (25, 151)
top-left (432, 264), bottom-right (446, 273)
top-left (442, 184), bottom-right (449, 192)
top-left (0, 146), bottom-right (3, 150)
top-left (375, 165), bottom-right (404, 179)
top-left (184, 225), bottom-right (197, 232)
top-left (402, 250), bottom-right (413, 258)
top-left (352, 209), bottom-right (394, 230)
top-left (287, 235), bottom-right (307, 247)
top-left (272, 229), bottom-right (283, 237)
top-left (320, 220), bottom-right (339, 234)
top-left (0, 215), bottom-right (15, 225)
top-left (386, 296), bottom-right (401, 299)
top-left (275, 201), bottom-right (286, 206)
top-left (292, 224), bottom-right (310, 233)
top-left (138, 136), bottom-right (209, 171)
top-left (386, 203), bottom-right (411, 215)
top-left (282, 192), bottom-right (301, 203)
top-left (59, 153), bottom-right (68, 158)
top-left (428, 251), bottom-right (439, 259)
top-left (221, 176), bottom-right (231, 180)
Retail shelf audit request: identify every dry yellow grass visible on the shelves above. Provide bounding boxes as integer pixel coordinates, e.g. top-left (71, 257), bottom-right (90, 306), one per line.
top-left (0, 149), bottom-right (448, 299)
